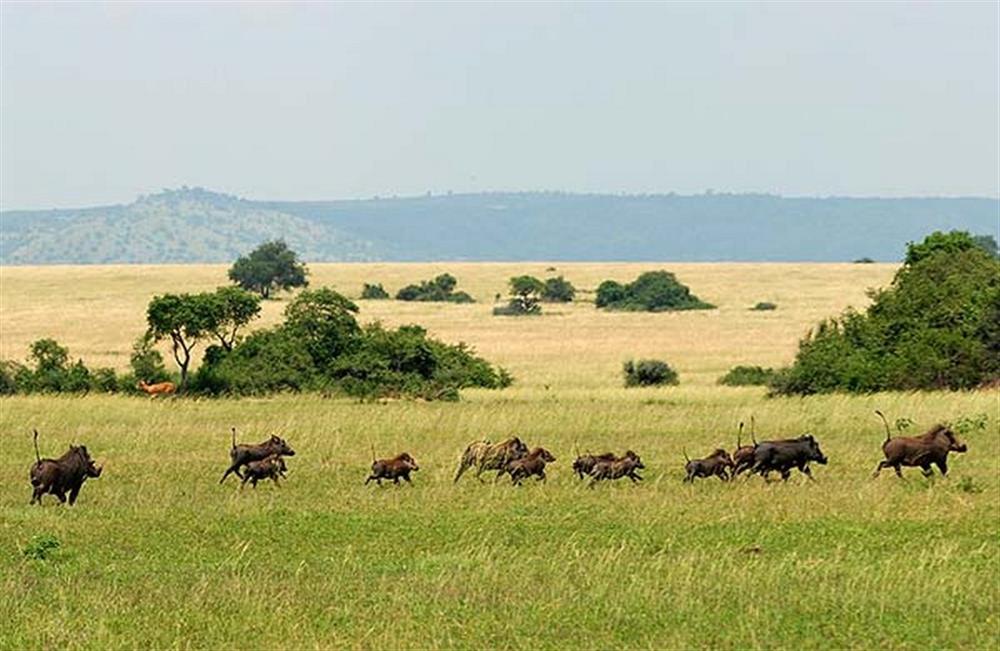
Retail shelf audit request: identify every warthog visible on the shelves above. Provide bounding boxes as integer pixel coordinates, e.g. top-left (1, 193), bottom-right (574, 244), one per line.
top-left (873, 410), bottom-right (967, 478)
top-left (29, 429), bottom-right (103, 505)
top-left (683, 448), bottom-right (734, 482)
top-left (220, 428), bottom-right (296, 484)
top-left (240, 454), bottom-right (287, 488)
top-left (572, 451), bottom-right (616, 479)
top-left (590, 450), bottom-right (645, 487)
top-left (506, 447), bottom-right (556, 485)
top-left (453, 436), bottom-right (528, 483)
top-left (366, 452), bottom-right (420, 485)
top-left (750, 434), bottom-right (828, 481)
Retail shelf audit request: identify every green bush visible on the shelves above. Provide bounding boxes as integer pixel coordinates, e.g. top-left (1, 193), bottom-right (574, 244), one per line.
top-left (396, 274), bottom-right (475, 303)
top-left (772, 231), bottom-right (1000, 394)
top-left (361, 283), bottom-right (390, 300)
top-left (718, 365), bottom-right (776, 386)
top-left (192, 289), bottom-right (510, 400)
top-left (597, 271), bottom-right (714, 312)
top-left (542, 276), bottom-right (576, 302)
top-left (130, 334), bottom-right (171, 383)
top-left (623, 359), bottom-right (679, 387)
top-left (751, 302), bottom-right (777, 311)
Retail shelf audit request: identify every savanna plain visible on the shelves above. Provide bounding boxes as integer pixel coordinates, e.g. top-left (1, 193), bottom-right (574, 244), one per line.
top-left (0, 262), bottom-right (997, 650)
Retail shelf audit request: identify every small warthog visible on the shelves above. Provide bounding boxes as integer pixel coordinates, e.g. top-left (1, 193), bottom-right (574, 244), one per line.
top-left (29, 429), bottom-right (103, 505)
top-left (453, 436), bottom-right (529, 483)
top-left (683, 448), bottom-right (734, 482)
top-left (873, 410), bottom-right (967, 478)
top-left (750, 435), bottom-right (828, 481)
top-left (240, 454), bottom-right (287, 488)
top-left (506, 447), bottom-right (556, 485)
top-left (220, 428), bottom-right (296, 484)
top-left (366, 452), bottom-right (419, 485)
top-left (590, 450), bottom-right (645, 487)
top-left (572, 451), bottom-right (616, 479)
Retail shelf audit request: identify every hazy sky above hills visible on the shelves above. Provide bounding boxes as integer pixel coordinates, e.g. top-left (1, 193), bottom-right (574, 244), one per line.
top-left (1, 2), bottom-right (997, 210)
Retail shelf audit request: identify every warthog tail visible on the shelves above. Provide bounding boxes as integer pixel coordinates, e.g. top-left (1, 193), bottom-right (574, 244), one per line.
top-left (32, 429), bottom-right (41, 464)
top-left (875, 410), bottom-right (891, 442)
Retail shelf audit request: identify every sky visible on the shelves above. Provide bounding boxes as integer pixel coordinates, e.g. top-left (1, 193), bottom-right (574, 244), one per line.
top-left (1, 2), bottom-right (997, 210)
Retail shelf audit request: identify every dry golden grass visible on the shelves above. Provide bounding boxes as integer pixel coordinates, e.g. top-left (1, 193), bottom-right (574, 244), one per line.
top-left (0, 262), bottom-right (897, 387)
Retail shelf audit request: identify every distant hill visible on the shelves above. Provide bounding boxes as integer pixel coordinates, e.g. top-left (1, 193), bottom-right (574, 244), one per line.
top-left (2, 187), bottom-right (996, 264)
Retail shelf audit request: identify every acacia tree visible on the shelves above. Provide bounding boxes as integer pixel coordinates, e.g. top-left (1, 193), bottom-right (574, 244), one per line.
top-left (228, 240), bottom-right (309, 299)
top-left (146, 293), bottom-right (217, 388)
top-left (208, 286), bottom-right (262, 351)
top-left (507, 275), bottom-right (545, 314)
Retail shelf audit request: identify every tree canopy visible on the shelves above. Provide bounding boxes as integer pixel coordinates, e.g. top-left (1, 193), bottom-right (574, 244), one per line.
top-left (773, 231), bottom-right (1000, 394)
top-left (596, 271), bottom-right (714, 311)
top-left (228, 240), bottom-right (309, 298)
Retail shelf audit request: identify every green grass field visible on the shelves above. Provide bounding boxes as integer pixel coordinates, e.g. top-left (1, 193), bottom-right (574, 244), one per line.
top-left (1, 263), bottom-right (997, 649)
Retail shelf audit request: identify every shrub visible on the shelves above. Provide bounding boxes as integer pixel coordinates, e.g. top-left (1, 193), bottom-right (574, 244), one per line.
top-left (623, 359), bottom-right (679, 387)
top-left (718, 365), bottom-right (776, 386)
top-left (396, 274), bottom-right (475, 303)
top-left (361, 283), bottom-right (390, 300)
top-left (751, 302), bottom-right (777, 311)
top-left (191, 288), bottom-right (511, 400)
top-left (772, 231), bottom-right (1000, 394)
top-left (597, 271), bottom-right (714, 312)
top-left (22, 534), bottom-right (60, 560)
top-left (853, 257), bottom-right (875, 264)
top-left (542, 276), bottom-right (576, 302)
top-left (130, 334), bottom-right (170, 383)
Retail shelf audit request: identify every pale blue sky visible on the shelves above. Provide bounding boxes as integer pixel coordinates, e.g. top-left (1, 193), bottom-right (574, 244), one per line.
top-left (1, 1), bottom-right (997, 209)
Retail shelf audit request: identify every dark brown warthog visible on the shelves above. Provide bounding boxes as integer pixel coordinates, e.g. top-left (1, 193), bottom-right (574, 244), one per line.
top-left (589, 450), bottom-right (645, 487)
top-left (572, 452), bottom-right (616, 479)
top-left (750, 435), bottom-right (828, 481)
top-left (366, 452), bottom-right (419, 485)
top-left (453, 436), bottom-right (529, 482)
top-left (506, 447), bottom-right (556, 485)
top-left (683, 448), bottom-right (734, 482)
top-left (220, 428), bottom-right (296, 484)
top-left (29, 429), bottom-right (103, 505)
top-left (872, 410), bottom-right (967, 478)
top-left (240, 454), bottom-right (287, 488)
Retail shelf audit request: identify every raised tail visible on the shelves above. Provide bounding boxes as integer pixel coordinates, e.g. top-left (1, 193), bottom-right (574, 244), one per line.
top-left (683, 449), bottom-right (691, 464)
top-left (231, 427), bottom-right (237, 450)
top-left (371, 443), bottom-right (377, 463)
top-left (750, 415), bottom-right (758, 446)
top-left (737, 421), bottom-right (744, 448)
top-left (32, 429), bottom-right (41, 464)
top-left (875, 410), bottom-right (892, 442)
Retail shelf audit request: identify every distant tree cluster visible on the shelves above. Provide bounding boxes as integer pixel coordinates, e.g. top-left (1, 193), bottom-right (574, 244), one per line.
top-left (229, 240), bottom-right (308, 299)
top-left (750, 302), bottom-right (778, 311)
top-left (191, 288), bottom-right (510, 399)
top-left (771, 231), bottom-right (1000, 394)
top-left (596, 271), bottom-right (714, 312)
top-left (396, 274), bottom-right (474, 303)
